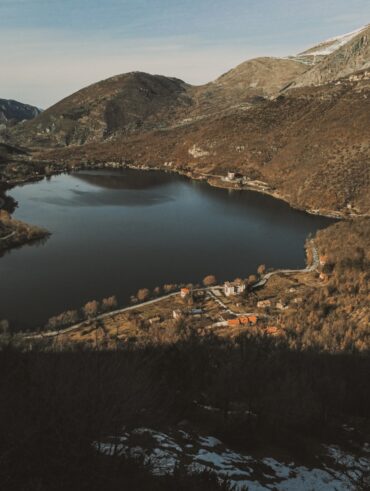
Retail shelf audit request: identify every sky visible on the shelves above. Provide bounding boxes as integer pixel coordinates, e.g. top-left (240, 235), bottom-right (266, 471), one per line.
top-left (1, 0), bottom-right (369, 108)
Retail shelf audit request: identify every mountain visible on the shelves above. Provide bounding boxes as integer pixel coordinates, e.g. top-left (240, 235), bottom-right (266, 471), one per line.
top-left (289, 24), bottom-right (370, 87)
top-left (8, 72), bottom-right (191, 146)
top-left (190, 57), bottom-right (307, 115)
top-left (36, 69), bottom-right (369, 216)
top-left (0, 99), bottom-right (42, 126)
top-left (9, 58), bottom-right (307, 147)
top-left (4, 24), bottom-right (370, 216)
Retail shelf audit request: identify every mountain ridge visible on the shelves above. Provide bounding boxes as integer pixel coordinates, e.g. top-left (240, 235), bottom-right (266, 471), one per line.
top-left (2, 24), bottom-right (370, 216)
top-left (0, 99), bottom-right (42, 126)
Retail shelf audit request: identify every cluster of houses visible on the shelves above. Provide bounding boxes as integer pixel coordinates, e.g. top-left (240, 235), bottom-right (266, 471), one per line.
top-left (181, 282), bottom-right (248, 300)
top-left (227, 315), bottom-right (257, 327)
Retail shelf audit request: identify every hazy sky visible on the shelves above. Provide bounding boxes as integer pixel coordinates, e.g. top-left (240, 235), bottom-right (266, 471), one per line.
top-left (1, 0), bottom-right (369, 108)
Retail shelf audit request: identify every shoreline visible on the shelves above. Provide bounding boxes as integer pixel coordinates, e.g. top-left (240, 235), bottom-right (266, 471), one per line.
top-left (24, 241), bottom-right (319, 340)
top-left (1, 158), bottom-right (368, 257)
top-left (2, 158), bottom-right (369, 220)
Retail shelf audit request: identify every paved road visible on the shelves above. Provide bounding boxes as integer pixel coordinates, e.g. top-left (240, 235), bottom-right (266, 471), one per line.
top-left (0, 231), bottom-right (16, 242)
top-left (252, 241), bottom-right (318, 289)
top-left (25, 243), bottom-right (319, 341)
top-left (25, 291), bottom-right (181, 340)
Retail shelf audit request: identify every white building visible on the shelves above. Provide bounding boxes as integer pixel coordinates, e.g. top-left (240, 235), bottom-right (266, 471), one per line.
top-left (173, 309), bottom-right (183, 320)
top-left (224, 280), bottom-right (246, 297)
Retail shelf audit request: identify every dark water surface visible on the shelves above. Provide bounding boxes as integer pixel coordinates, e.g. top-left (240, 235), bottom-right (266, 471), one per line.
top-left (0, 169), bottom-right (334, 329)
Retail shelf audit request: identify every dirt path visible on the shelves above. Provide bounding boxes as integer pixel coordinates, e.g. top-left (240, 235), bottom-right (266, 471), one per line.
top-left (252, 241), bottom-right (318, 289)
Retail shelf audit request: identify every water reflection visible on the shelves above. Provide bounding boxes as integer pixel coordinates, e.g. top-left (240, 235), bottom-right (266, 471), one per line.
top-left (0, 169), bottom-right (334, 329)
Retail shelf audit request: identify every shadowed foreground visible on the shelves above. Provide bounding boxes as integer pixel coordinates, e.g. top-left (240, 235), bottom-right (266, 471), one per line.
top-left (1, 333), bottom-right (369, 490)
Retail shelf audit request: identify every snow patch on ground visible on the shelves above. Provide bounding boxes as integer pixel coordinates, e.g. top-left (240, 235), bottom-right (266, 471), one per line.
top-left (97, 428), bottom-right (370, 490)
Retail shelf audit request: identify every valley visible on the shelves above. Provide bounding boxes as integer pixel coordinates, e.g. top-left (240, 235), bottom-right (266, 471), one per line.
top-left (0, 20), bottom-right (369, 491)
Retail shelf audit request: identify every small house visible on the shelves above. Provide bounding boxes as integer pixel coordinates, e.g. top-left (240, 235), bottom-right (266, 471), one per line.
top-left (319, 272), bottom-right (328, 282)
top-left (239, 315), bottom-right (258, 326)
top-left (266, 326), bottom-right (280, 336)
top-left (228, 318), bottom-right (240, 327)
top-left (180, 287), bottom-right (191, 299)
top-left (276, 301), bottom-right (288, 310)
top-left (148, 316), bottom-right (161, 325)
top-left (257, 299), bottom-right (272, 309)
top-left (173, 309), bottom-right (183, 320)
top-left (224, 280), bottom-right (246, 297)
top-left (319, 255), bottom-right (328, 266)
top-left (189, 308), bottom-right (203, 316)
top-left (292, 297), bottom-right (303, 304)
top-left (227, 171), bottom-right (235, 181)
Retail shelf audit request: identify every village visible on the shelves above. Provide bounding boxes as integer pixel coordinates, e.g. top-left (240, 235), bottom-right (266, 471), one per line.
top-left (45, 244), bottom-right (329, 349)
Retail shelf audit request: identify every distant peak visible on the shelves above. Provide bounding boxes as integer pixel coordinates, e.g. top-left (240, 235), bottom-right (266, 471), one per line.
top-left (299, 24), bottom-right (369, 58)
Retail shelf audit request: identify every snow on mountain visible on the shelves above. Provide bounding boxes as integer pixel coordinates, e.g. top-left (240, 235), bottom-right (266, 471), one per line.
top-left (299, 24), bottom-right (369, 58)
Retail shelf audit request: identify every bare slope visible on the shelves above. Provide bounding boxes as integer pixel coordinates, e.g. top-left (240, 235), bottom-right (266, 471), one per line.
top-left (10, 72), bottom-right (192, 146)
top-left (291, 24), bottom-right (370, 88)
top-left (9, 58), bottom-right (307, 147)
top-left (190, 57), bottom-right (307, 115)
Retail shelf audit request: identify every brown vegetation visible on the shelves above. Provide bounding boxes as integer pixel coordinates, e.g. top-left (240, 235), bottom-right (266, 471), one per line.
top-left (0, 209), bottom-right (49, 253)
top-left (203, 275), bottom-right (217, 287)
top-left (137, 288), bottom-right (150, 302)
top-left (269, 219), bottom-right (369, 352)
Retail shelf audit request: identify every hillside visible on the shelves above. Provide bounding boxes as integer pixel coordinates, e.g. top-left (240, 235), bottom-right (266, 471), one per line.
top-left (9, 73), bottom-right (191, 146)
top-left (40, 70), bottom-right (370, 216)
top-left (9, 58), bottom-right (307, 147)
top-left (290, 24), bottom-right (370, 88)
top-left (295, 24), bottom-right (368, 62)
top-left (189, 57), bottom-right (308, 116)
top-left (4, 24), bottom-right (370, 216)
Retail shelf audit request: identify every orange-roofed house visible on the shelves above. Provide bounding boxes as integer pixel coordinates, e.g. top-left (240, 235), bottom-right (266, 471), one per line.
top-left (239, 316), bottom-right (258, 326)
top-left (180, 288), bottom-right (191, 299)
top-left (266, 326), bottom-right (280, 336)
top-left (319, 255), bottom-right (328, 266)
top-left (228, 318), bottom-right (240, 327)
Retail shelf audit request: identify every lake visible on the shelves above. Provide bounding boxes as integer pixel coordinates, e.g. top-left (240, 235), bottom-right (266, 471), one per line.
top-left (0, 169), bottom-right (334, 329)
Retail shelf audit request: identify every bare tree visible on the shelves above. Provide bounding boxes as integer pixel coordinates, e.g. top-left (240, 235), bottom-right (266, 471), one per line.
top-left (203, 275), bottom-right (217, 286)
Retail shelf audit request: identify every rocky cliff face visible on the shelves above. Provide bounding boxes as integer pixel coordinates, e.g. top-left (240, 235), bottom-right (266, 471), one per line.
top-left (290, 25), bottom-right (370, 88)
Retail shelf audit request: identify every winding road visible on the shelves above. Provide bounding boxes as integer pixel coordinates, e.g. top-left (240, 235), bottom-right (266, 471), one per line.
top-left (252, 241), bottom-right (319, 289)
